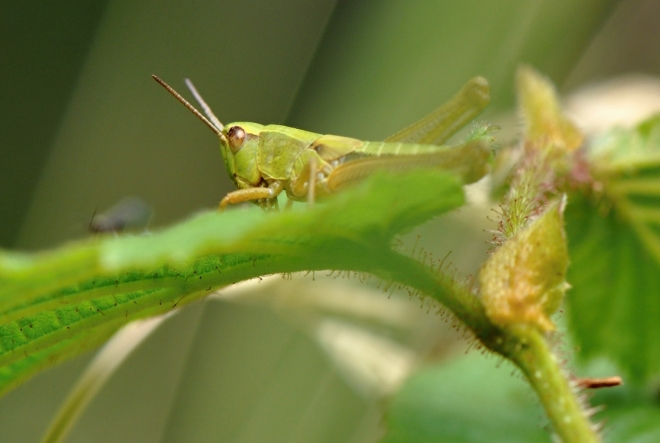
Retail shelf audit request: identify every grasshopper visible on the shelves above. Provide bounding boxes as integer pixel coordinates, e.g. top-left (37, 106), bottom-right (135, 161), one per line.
top-left (152, 75), bottom-right (493, 209)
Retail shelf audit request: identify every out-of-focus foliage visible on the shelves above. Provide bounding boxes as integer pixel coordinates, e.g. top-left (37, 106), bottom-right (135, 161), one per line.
top-left (383, 352), bottom-right (660, 443)
top-left (566, 115), bottom-right (660, 382)
top-left (382, 353), bottom-right (550, 443)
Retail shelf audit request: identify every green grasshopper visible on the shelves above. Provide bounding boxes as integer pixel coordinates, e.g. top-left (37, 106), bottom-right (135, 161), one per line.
top-left (152, 75), bottom-right (493, 209)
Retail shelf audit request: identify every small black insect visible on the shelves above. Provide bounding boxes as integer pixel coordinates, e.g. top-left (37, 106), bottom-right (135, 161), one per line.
top-left (89, 197), bottom-right (152, 234)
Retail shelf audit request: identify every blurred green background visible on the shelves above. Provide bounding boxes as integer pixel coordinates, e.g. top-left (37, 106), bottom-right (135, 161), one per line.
top-left (1, 0), bottom-right (659, 441)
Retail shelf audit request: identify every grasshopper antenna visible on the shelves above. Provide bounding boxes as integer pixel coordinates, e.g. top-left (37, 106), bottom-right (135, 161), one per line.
top-left (184, 78), bottom-right (224, 131)
top-left (151, 75), bottom-right (225, 139)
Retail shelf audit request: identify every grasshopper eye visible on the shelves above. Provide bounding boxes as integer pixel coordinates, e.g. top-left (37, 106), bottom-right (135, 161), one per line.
top-left (227, 126), bottom-right (246, 154)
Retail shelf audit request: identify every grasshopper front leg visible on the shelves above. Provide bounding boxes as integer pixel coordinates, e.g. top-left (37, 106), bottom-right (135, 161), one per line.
top-left (219, 181), bottom-right (284, 210)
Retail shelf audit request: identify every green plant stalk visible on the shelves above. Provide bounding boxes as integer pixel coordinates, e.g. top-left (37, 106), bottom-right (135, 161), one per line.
top-left (349, 235), bottom-right (598, 441)
top-left (372, 253), bottom-right (600, 442)
top-left (502, 327), bottom-right (598, 443)
top-left (324, 252), bottom-right (601, 442)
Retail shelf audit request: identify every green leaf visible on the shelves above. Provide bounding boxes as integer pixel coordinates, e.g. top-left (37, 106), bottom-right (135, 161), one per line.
top-left (565, 195), bottom-right (660, 382)
top-left (566, 115), bottom-right (660, 382)
top-left (381, 353), bottom-right (551, 443)
top-left (0, 171), bottom-right (465, 397)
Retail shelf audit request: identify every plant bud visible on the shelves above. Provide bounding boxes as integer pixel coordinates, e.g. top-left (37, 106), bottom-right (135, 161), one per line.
top-left (517, 66), bottom-right (583, 153)
top-left (480, 198), bottom-right (569, 331)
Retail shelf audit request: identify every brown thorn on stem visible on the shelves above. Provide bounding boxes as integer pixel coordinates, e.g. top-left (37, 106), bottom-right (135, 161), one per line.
top-left (575, 376), bottom-right (623, 389)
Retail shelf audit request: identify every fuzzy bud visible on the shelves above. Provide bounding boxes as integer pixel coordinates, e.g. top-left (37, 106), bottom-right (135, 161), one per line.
top-left (480, 198), bottom-right (570, 331)
top-left (517, 66), bottom-right (583, 153)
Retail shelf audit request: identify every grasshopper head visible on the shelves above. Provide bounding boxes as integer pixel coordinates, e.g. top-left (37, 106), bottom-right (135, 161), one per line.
top-left (219, 122), bottom-right (264, 189)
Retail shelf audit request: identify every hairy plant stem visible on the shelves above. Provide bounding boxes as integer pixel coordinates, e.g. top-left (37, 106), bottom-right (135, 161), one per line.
top-left (497, 327), bottom-right (599, 443)
top-left (373, 252), bottom-right (600, 442)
